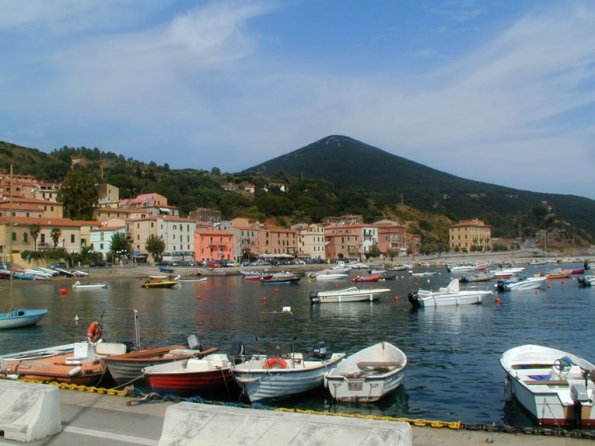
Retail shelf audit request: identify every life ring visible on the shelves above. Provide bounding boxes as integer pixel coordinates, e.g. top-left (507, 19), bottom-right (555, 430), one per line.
top-left (263, 357), bottom-right (288, 369)
top-left (86, 321), bottom-right (103, 343)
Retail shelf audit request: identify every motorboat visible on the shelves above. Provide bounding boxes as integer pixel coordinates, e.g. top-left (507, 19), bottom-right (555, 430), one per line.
top-left (311, 270), bottom-right (349, 280)
top-left (578, 275), bottom-right (595, 287)
top-left (490, 267), bottom-right (526, 279)
top-left (408, 278), bottom-right (492, 308)
top-left (325, 342), bottom-right (407, 403)
top-left (142, 275), bottom-right (180, 288)
top-left (309, 286), bottom-right (391, 304)
top-left (496, 276), bottom-right (547, 291)
top-left (0, 341), bottom-right (106, 386)
top-left (460, 273), bottom-right (495, 283)
top-left (72, 281), bottom-right (108, 290)
top-left (232, 343), bottom-right (345, 402)
top-left (241, 271), bottom-right (272, 281)
top-left (142, 353), bottom-right (234, 396)
top-left (446, 264), bottom-right (478, 274)
top-left (0, 308), bottom-right (48, 329)
top-left (103, 337), bottom-right (218, 385)
top-left (351, 273), bottom-right (381, 283)
top-left (409, 271), bottom-right (439, 278)
top-left (500, 344), bottom-right (595, 427)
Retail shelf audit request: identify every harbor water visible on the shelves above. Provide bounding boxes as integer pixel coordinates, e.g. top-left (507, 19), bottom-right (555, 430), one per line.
top-left (1, 263), bottom-right (593, 427)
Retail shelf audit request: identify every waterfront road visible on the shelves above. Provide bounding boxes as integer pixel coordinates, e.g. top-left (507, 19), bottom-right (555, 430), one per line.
top-left (0, 389), bottom-right (591, 446)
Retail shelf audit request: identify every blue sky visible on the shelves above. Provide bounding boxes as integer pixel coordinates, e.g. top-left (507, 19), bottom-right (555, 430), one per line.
top-left (1, 0), bottom-right (594, 199)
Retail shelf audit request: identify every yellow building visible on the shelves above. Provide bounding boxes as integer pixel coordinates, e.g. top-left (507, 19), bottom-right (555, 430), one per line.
top-left (449, 219), bottom-right (492, 253)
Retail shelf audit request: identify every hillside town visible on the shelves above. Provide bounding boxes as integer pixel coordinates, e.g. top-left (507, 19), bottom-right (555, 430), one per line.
top-left (0, 172), bottom-right (495, 266)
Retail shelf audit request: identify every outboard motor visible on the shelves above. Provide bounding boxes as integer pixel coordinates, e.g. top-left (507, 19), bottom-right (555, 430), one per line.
top-left (408, 291), bottom-right (420, 308)
top-left (187, 334), bottom-right (202, 351)
top-left (496, 280), bottom-right (506, 292)
top-left (312, 341), bottom-right (328, 359)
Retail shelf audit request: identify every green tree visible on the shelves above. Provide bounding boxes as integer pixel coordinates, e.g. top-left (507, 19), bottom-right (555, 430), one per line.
top-left (110, 232), bottom-right (130, 262)
top-left (51, 228), bottom-right (62, 248)
top-left (29, 224), bottom-right (41, 251)
top-left (58, 168), bottom-right (98, 220)
top-left (145, 234), bottom-right (166, 263)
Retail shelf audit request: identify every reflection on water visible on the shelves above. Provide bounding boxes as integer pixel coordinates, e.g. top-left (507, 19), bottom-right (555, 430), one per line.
top-left (1, 264), bottom-right (594, 426)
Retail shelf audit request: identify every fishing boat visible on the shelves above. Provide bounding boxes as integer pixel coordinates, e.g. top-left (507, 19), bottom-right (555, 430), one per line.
top-left (311, 270), bottom-right (349, 280)
top-left (408, 278), bottom-right (492, 308)
top-left (0, 341), bottom-right (106, 386)
top-left (72, 281), bottom-right (108, 290)
top-left (578, 275), bottom-right (595, 287)
top-left (351, 273), bottom-right (381, 283)
top-left (103, 336), bottom-right (218, 384)
top-left (500, 344), bottom-right (595, 427)
top-left (446, 264), bottom-right (478, 274)
top-left (496, 276), bottom-right (547, 291)
top-left (490, 267), bottom-right (526, 279)
top-left (142, 353), bottom-right (234, 396)
top-left (325, 342), bottom-right (407, 403)
top-left (232, 343), bottom-right (345, 402)
top-left (0, 308), bottom-right (48, 329)
top-left (260, 273), bottom-right (301, 285)
top-left (545, 269), bottom-right (572, 280)
top-left (241, 271), bottom-right (272, 281)
top-left (309, 286), bottom-right (391, 304)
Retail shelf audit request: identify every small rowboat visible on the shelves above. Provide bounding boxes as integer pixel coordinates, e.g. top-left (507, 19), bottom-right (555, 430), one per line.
top-left (325, 342), bottom-right (407, 403)
top-left (545, 269), bottom-right (572, 280)
top-left (143, 353), bottom-right (234, 396)
top-left (72, 281), bottom-right (108, 290)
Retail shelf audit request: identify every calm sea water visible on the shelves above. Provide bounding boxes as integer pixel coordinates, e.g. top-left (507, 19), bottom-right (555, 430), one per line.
top-left (1, 263), bottom-right (593, 426)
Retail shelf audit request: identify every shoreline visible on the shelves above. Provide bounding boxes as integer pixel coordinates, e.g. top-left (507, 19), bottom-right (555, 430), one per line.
top-left (2, 250), bottom-right (593, 287)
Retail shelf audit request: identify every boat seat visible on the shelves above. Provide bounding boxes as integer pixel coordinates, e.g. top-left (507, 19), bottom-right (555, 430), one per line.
top-left (357, 361), bottom-right (401, 371)
top-left (96, 342), bottom-right (128, 356)
top-left (524, 379), bottom-right (569, 386)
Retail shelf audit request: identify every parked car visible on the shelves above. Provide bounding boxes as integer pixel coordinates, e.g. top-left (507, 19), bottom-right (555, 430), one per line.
top-left (50, 262), bottom-right (67, 269)
top-left (219, 260), bottom-right (234, 267)
top-left (207, 260), bottom-right (221, 268)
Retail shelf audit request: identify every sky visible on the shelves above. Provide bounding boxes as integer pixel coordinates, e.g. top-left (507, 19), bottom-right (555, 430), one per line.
top-left (1, 0), bottom-right (594, 199)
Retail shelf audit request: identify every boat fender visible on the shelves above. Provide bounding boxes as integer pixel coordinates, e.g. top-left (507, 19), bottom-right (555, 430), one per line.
top-left (263, 358), bottom-right (288, 369)
top-left (86, 321), bottom-right (103, 343)
top-left (68, 366), bottom-right (82, 376)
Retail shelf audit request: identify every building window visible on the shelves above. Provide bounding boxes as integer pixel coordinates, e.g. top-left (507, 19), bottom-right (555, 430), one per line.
top-left (71, 234), bottom-right (75, 243)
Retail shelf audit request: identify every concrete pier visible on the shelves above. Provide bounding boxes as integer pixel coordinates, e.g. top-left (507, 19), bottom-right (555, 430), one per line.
top-left (0, 388), bottom-right (591, 445)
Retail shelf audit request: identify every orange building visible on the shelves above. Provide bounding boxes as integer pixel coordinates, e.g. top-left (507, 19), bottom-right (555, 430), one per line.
top-left (257, 226), bottom-right (298, 257)
top-left (194, 228), bottom-right (234, 263)
top-left (375, 220), bottom-right (408, 256)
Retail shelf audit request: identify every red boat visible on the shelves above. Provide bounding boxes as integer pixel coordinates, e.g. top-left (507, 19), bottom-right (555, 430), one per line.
top-left (142, 353), bottom-right (234, 396)
top-left (351, 273), bottom-right (381, 283)
top-left (570, 268), bottom-right (585, 275)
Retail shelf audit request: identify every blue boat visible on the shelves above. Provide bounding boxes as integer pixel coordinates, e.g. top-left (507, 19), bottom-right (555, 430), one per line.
top-left (0, 308), bottom-right (48, 329)
top-left (159, 266), bottom-right (175, 273)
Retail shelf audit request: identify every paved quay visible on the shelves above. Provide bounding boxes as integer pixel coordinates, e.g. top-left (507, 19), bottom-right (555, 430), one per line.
top-left (1, 387), bottom-right (591, 446)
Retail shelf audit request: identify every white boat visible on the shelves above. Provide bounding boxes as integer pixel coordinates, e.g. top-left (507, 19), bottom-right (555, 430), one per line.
top-left (496, 276), bottom-right (546, 291)
top-left (0, 308), bottom-right (48, 329)
top-left (24, 268), bottom-right (53, 279)
top-left (446, 264), bottom-right (478, 274)
top-left (407, 278), bottom-right (492, 308)
top-left (179, 277), bottom-right (208, 283)
top-left (232, 347), bottom-right (345, 402)
top-left (490, 267), bottom-right (525, 278)
top-left (312, 271), bottom-right (349, 281)
top-left (409, 270), bottom-right (439, 277)
top-left (72, 281), bottom-right (108, 290)
top-left (500, 344), bottom-right (595, 427)
top-left (325, 342), bottom-right (407, 403)
top-left (309, 286), bottom-right (391, 303)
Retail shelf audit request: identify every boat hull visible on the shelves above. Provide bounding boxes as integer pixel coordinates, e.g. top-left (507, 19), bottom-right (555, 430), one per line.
top-left (309, 287), bottom-right (391, 304)
top-left (325, 342), bottom-right (407, 403)
top-left (232, 353), bottom-right (345, 402)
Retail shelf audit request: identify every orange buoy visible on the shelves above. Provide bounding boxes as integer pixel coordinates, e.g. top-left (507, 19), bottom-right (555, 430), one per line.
top-left (196, 294), bottom-right (202, 300)
top-left (495, 297), bottom-right (502, 304)
top-left (261, 296), bottom-right (268, 302)
top-left (59, 288), bottom-right (68, 295)
top-left (394, 295), bottom-right (400, 302)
